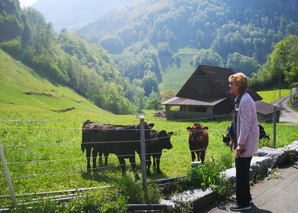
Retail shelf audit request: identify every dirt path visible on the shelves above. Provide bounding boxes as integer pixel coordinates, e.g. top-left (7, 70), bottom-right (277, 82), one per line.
top-left (272, 94), bottom-right (298, 124)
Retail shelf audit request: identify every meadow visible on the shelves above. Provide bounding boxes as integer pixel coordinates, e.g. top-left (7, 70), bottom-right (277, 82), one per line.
top-left (1, 109), bottom-right (297, 200)
top-left (257, 89), bottom-right (291, 103)
top-left (0, 50), bottom-right (297, 207)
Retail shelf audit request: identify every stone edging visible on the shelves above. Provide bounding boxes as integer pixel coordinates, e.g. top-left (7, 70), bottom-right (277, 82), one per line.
top-left (160, 140), bottom-right (298, 211)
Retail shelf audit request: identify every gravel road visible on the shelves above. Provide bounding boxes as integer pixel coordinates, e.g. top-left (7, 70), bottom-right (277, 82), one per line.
top-left (272, 94), bottom-right (298, 123)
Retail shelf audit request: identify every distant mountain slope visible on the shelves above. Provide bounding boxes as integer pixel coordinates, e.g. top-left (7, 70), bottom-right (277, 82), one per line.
top-left (32, 0), bottom-right (138, 32)
top-left (1, 0), bottom-right (147, 114)
top-left (0, 0), bottom-right (23, 43)
top-left (0, 49), bottom-right (111, 114)
top-left (76, 0), bottom-right (298, 80)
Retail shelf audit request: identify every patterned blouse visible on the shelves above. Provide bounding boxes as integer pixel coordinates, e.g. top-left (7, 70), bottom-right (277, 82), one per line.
top-left (236, 92), bottom-right (260, 157)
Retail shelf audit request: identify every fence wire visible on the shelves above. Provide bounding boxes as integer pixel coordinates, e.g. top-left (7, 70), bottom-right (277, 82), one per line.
top-left (0, 113), bottom-right (279, 205)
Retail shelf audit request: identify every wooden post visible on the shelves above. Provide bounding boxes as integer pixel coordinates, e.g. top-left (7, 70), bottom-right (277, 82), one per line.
top-left (273, 105), bottom-right (277, 149)
top-left (139, 116), bottom-right (147, 194)
top-left (0, 140), bottom-right (17, 206)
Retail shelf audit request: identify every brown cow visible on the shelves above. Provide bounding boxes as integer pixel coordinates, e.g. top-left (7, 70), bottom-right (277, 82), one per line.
top-left (81, 120), bottom-right (153, 179)
top-left (186, 123), bottom-right (209, 163)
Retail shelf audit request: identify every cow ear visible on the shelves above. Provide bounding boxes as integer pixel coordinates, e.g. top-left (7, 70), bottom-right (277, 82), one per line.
top-left (187, 127), bottom-right (191, 131)
top-left (155, 135), bottom-right (159, 142)
top-left (203, 127), bottom-right (209, 130)
top-left (148, 123), bottom-right (154, 129)
top-left (168, 132), bottom-right (173, 136)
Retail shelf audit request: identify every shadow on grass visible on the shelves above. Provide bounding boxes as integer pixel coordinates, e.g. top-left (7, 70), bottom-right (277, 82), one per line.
top-left (80, 162), bottom-right (170, 185)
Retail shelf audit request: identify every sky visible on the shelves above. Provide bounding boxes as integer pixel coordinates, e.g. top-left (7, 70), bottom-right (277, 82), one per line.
top-left (19, 0), bottom-right (39, 8)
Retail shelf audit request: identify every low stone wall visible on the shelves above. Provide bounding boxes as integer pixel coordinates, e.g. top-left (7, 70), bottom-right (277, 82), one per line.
top-left (160, 141), bottom-right (298, 211)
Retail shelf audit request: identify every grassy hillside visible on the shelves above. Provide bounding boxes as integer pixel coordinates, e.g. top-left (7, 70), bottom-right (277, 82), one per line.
top-left (257, 89), bottom-right (291, 104)
top-left (0, 49), bottom-right (112, 117)
top-left (159, 47), bottom-right (197, 94)
top-left (1, 48), bottom-right (297, 208)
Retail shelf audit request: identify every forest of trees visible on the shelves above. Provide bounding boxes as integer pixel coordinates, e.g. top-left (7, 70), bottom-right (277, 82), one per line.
top-left (1, 0), bottom-right (298, 114)
top-left (250, 35), bottom-right (298, 90)
top-left (0, 0), bottom-right (149, 114)
top-left (77, 0), bottom-right (298, 89)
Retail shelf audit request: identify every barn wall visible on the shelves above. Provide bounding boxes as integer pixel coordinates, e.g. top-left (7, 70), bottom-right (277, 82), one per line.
top-left (213, 99), bottom-right (233, 116)
top-left (165, 106), bottom-right (213, 120)
top-left (257, 112), bottom-right (280, 123)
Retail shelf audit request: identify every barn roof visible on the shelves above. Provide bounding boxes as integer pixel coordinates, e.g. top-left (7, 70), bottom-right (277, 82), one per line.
top-left (255, 101), bottom-right (283, 115)
top-left (174, 65), bottom-right (262, 103)
top-left (162, 96), bottom-right (228, 106)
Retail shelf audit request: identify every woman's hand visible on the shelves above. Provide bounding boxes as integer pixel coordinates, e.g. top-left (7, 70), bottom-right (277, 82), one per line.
top-left (235, 144), bottom-right (244, 157)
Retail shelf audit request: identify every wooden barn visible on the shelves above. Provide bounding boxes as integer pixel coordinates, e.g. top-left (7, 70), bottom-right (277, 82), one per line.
top-left (255, 101), bottom-right (282, 123)
top-left (162, 65), bottom-right (280, 121)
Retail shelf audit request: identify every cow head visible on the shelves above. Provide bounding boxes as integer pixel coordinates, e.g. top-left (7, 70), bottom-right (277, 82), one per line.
top-left (148, 123), bottom-right (154, 129)
top-left (140, 122), bottom-right (154, 141)
top-left (222, 134), bottom-right (231, 145)
top-left (187, 123), bottom-right (208, 141)
top-left (82, 120), bottom-right (95, 128)
top-left (187, 124), bottom-right (208, 133)
top-left (155, 130), bottom-right (173, 149)
top-left (188, 123), bottom-right (208, 129)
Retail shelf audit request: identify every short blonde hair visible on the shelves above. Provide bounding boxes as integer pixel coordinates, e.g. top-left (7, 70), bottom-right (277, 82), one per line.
top-left (229, 73), bottom-right (249, 95)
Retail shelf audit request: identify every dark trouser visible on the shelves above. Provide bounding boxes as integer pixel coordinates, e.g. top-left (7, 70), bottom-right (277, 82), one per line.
top-left (235, 157), bottom-right (252, 206)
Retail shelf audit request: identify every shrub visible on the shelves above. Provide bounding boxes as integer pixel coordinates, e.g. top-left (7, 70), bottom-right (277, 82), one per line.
top-left (12, 189), bottom-right (127, 212)
top-left (116, 173), bottom-right (162, 204)
top-left (259, 138), bottom-right (273, 148)
top-left (117, 174), bottom-right (145, 204)
top-left (0, 37), bottom-right (22, 58)
top-left (187, 154), bottom-right (234, 200)
top-left (162, 153), bottom-right (234, 201)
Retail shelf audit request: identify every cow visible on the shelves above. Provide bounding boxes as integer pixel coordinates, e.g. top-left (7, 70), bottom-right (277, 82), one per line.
top-left (222, 123), bottom-right (270, 145)
top-left (82, 120), bottom-right (113, 169)
top-left (146, 125), bottom-right (173, 177)
top-left (81, 120), bottom-right (152, 179)
top-left (222, 122), bottom-right (234, 145)
top-left (186, 123), bottom-right (209, 163)
top-left (259, 124), bottom-right (270, 140)
top-left (81, 120), bottom-right (99, 169)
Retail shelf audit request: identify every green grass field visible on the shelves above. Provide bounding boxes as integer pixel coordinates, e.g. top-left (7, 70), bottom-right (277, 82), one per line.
top-left (0, 49), bottom-right (297, 204)
top-left (159, 47), bottom-right (197, 94)
top-left (1, 111), bottom-right (297, 197)
top-left (257, 89), bottom-right (291, 103)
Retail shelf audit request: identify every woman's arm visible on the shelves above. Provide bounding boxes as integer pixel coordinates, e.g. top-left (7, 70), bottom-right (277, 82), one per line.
top-left (237, 96), bottom-right (254, 146)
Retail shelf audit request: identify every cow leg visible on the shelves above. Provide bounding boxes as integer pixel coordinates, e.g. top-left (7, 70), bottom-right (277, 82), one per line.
top-left (191, 151), bottom-right (196, 162)
top-left (98, 152), bottom-right (103, 167)
top-left (117, 156), bottom-right (126, 176)
top-left (196, 151), bottom-right (200, 162)
top-left (156, 154), bottom-right (162, 174)
top-left (104, 153), bottom-right (109, 166)
top-left (129, 156), bottom-right (140, 180)
top-left (153, 156), bottom-right (157, 167)
top-left (86, 147), bottom-right (92, 170)
top-left (146, 155), bottom-right (152, 177)
top-left (98, 152), bottom-right (109, 166)
top-left (200, 151), bottom-right (206, 164)
top-left (92, 149), bottom-right (97, 170)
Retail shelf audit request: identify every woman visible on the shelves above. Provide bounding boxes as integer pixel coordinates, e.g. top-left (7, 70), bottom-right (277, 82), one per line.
top-left (228, 73), bottom-right (259, 211)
